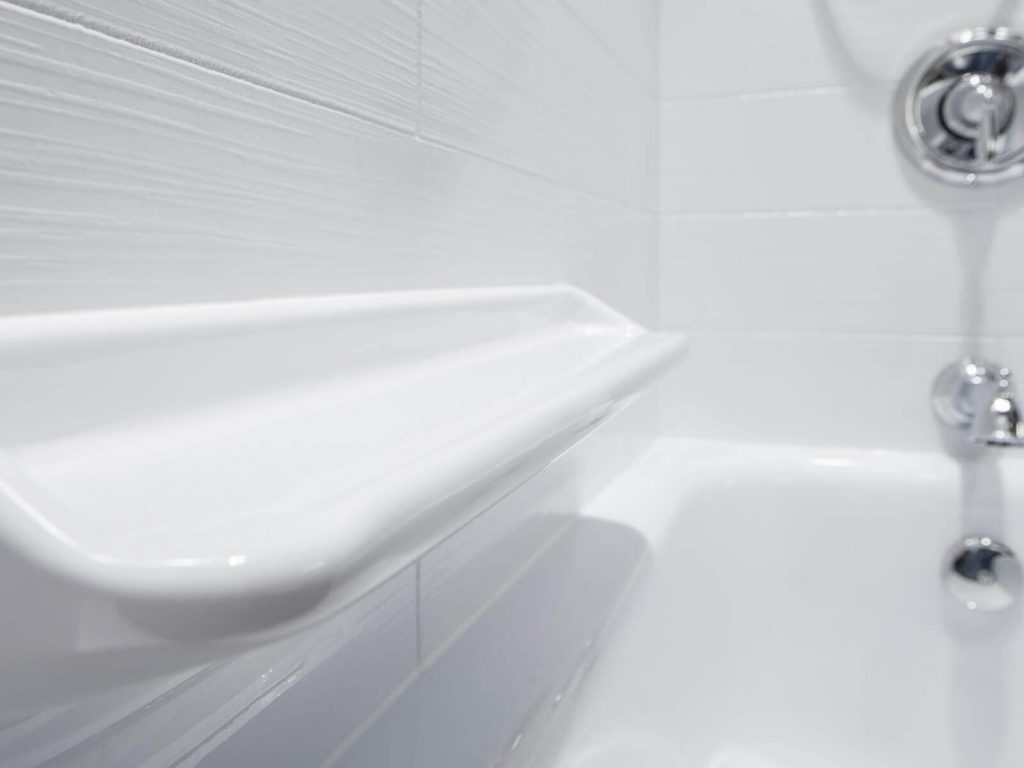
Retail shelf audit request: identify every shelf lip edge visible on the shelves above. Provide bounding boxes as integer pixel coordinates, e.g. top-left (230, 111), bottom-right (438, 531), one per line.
top-left (0, 287), bottom-right (685, 637)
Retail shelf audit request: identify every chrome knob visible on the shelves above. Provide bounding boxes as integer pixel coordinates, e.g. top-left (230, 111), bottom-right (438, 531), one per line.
top-left (941, 73), bottom-right (1013, 163)
top-left (945, 536), bottom-right (1022, 611)
top-left (896, 28), bottom-right (1024, 186)
top-left (932, 358), bottom-right (1024, 448)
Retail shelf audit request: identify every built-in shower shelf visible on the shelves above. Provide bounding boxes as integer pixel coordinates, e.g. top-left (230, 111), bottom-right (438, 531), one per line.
top-left (0, 286), bottom-right (684, 639)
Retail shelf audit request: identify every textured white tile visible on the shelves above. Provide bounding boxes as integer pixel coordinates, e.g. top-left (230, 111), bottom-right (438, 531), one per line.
top-left (194, 569), bottom-right (418, 768)
top-left (659, 212), bottom-right (967, 336)
top-left (0, 5), bottom-right (654, 319)
top-left (561, 0), bottom-right (659, 91)
top-left (420, 0), bottom-right (642, 206)
top-left (12, 0), bottom-right (419, 131)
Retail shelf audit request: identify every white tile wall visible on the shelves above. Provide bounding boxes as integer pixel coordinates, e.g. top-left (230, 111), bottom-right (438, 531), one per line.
top-left (658, 0), bottom-right (1024, 448)
top-left (9, 0), bottom-right (420, 130)
top-left (16, 568), bottom-right (418, 768)
top-left (0, 0), bottom-right (661, 494)
top-left (659, 333), bottom-right (958, 451)
top-left (659, 0), bottom-right (743, 100)
top-left (194, 571), bottom-right (418, 768)
top-left (0, 2), bottom-right (664, 764)
top-left (660, 0), bottom-right (1024, 100)
top-left (419, 0), bottom-right (651, 206)
top-left (418, 460), bottom-right (577, 662)
top-left (329, 511), bottom-right (647, 768)
top-left (0, 1), bottom-right (658, 317)
top-left (561, 0), bottom-right (658, 91)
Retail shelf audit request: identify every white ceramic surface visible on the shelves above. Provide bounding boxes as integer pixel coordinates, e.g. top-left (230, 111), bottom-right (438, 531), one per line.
top-left (0, 285), bottom-right (683, 719)
top-left (540, 438), bottom-right (1024, 768)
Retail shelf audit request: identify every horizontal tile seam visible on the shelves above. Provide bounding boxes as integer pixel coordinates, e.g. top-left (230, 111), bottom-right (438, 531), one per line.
top-left (660, 84), bottom-right (863, 105)
top-left (417, 515), bottom-right (577, 670)
top-left (1, 0), bottom-right (417, 137)
top-left (317, 655), bottom-right (423, 768)
top-left (679, 330), bottom-right (1024, 343)
top-left (658, 205), bottom-right (998, 220)
top-left (416, 132), bottom-right (656, 213)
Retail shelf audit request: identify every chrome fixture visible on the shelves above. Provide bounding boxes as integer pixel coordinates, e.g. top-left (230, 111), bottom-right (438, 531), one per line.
top-left (933, 358), bottom-right (1024, 447)
top-left (945, 536), bottom-right (1022, 611)
top-left (895, 28), bottom-right (1024, 186)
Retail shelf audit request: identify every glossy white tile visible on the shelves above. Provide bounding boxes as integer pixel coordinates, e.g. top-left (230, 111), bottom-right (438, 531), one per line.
top-left (743, 0), bottom-right (1024, 96)
top-left (659, 212), bottom-right (967, 336)
top-left (656, 0), bottom-right (1024, 444)
top-left (660, 90), bottom-right (919, 214)
top-left (659, 0), bottom-right (744, 100)
top-left (659, 97), bottom-right (746, 214)
top-left (660, 0), bottom-right (1024, 100)
top-left (658, 333), bottom-right (969, 450)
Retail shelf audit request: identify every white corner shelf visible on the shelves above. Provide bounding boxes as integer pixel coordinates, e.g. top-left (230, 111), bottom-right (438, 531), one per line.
top-left (0, 285), bottom-right (684, 641)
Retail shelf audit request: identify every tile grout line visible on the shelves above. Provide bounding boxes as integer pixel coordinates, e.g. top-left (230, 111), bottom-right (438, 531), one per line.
top-left (416, 132), bottom-right (654, 213)
top-left (414, 559), bottom-right (423, 668)
top-left (414, 0), bottom-right (424, 140)
top-left (659, 204), bottom-right (1002, 221)
top-left (679, 330), bottom-right (1024, 343)
top-left (661, 84), bottom-right (854, 105)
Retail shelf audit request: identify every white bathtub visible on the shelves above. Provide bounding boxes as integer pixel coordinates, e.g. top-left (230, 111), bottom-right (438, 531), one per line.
top-left (539, 439), bottom-right (1024, 768)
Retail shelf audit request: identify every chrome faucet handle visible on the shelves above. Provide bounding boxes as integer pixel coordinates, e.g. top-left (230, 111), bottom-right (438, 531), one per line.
top-left (972, 380), bottom-right (1024, 446)
top-left (933, 358), bottom-right (1024, 449)
top-left (973, 74), bottom-right (1003, 163)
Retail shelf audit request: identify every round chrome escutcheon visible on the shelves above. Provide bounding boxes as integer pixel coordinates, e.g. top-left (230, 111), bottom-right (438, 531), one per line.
top-left (896, 28), bottom-right (1024, 186)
